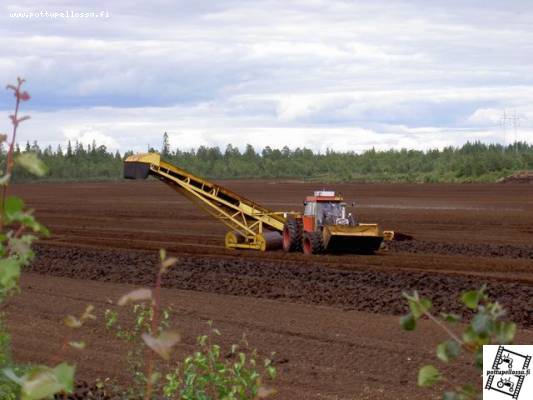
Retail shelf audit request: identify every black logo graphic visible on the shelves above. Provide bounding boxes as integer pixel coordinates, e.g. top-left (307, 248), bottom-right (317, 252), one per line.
top-left (485, 346), bottom-right (531, 399)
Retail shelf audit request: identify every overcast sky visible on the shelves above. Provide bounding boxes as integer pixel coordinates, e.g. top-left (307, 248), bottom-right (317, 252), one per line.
top-left (1, 0), bottom-right (532, 153)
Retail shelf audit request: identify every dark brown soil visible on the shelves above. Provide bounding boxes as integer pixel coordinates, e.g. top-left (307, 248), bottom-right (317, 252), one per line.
top-left (389, 240), bottom-right (533, 260)
top-left (55, 381), bottom-right (110, 400)
top-left (5, 180), bottom-right (533, 399)
top-left (28, 244), bottom-right (533, 327)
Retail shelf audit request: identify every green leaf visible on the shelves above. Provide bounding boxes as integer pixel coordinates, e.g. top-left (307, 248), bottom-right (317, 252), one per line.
top-left (417, 365), bottom-right (441, 387)
top-left (6, 211), bottom-right (49, 236)
top-left (462, 326), bottom-right (477, 344)
top-left (3, 368), bottom-right (24, 385)
top-left (443, 392), bottom-right (460, 400)
top-left (16, 153), bottom-right (48, 177)
top-left (471, 314), bottom-right (491, 335)
top-left (198, 335), bottom-right (208, 346)
top-left (4, 196), bottom-right (24, 217)
top-left (104, 309), bottom-right (117, 329)
top-left (18, 216), bottom-right (49, 236)
top-left (400, 313), bottom-right (417, 331)
top-left (440, 313), bottom-right (461, 324)
top-left (494, 321), bottom-right (516, 345)
top-left (21, 367), bottom-right (63, 400)
top-left (53, 363), bottom-right (75, 393)
top-left (0, 258), bottom-right (21, 291)
top-left (408, 297), bottom-right (432, 319)
top-left (149, 372), bottom-right (160, 385)
top-left (461, 290), bottom-right (480, 310)
top-left (462, 286), bottom-right (487, 310)
top-left (436, 340), bottom-right (461, 362)
top-left (474, 350), bottom-right (483, 369)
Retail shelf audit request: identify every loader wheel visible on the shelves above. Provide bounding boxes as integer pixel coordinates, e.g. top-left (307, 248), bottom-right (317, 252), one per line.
top-left (282, 219), bottom-right (303, 252)
top-left (303, 231), bottom-right (324, 255)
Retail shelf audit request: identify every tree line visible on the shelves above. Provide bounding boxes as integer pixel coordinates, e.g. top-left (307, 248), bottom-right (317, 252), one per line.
top-left (3, 136), bottom-right (533, 183)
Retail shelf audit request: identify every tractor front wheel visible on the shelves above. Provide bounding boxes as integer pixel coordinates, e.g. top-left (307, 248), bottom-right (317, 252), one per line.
top-left (283, 219), bottom-right (303, 252)
top-left (303, 231), bottom-right (324, 255)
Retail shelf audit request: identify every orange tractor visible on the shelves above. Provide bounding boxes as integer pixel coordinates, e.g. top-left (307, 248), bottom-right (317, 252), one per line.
top-left (282, 191), bottom-right (393, 255)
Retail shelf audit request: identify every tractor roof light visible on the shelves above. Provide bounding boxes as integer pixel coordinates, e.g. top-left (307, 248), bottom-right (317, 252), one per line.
top-left (314, 190), bottom-right (335, 197)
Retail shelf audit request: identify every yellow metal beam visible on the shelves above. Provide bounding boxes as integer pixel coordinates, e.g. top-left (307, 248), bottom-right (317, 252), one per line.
top-left (124, 153), bottom-right (286, 249)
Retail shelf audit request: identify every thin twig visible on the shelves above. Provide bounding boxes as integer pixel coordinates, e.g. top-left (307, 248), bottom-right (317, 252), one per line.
top-left (49, 330), bottom-right (74, 366)
top-left (144, 262), bottom-right (163, 400)
top-left (1, 78), bottom-right (27, 231)
top-left (423, 310), bottom-right (464, 346)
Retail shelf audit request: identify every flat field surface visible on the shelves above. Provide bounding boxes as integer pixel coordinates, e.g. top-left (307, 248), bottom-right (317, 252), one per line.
top-left (5, 180), bottom-right (533, 399)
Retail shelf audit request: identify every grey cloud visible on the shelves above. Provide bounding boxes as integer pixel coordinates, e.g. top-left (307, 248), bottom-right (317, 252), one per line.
top-left (0, 0), bottom-right (532, 151)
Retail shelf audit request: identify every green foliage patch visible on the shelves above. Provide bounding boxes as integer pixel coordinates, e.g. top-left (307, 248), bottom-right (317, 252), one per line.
top-left (401, 285), bottom-right (517, 399)
top-left (4, 140), bottom-right (533, 183)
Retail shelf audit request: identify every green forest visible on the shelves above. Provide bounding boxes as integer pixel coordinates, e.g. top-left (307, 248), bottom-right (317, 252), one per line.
top-left (5, 136), bottom-right (533, 183)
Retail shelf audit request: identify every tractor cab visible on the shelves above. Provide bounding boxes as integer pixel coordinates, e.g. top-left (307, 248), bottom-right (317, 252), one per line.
top-left (303, 191), bottom-right (353, 232)
top-left (282, 190), bottom-right (391, 255)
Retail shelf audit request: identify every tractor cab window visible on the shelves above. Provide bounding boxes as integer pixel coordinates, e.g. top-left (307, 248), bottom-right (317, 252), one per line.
top-left (304, 201), bottom-right (316, 216)
top-left (317, 203), bottom-right (341, 225)
top-left (306, 201), bottom-right (350, 227)
top-left (321, 202), bottom-right (343, 218)
top-left (317, 202), bottom-right (343, 225)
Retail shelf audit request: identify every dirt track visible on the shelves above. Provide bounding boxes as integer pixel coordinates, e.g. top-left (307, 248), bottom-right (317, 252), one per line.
top-left (27, 244), bottom-right (533, 327)
top-left (6, 180), bottom-right (533, 399)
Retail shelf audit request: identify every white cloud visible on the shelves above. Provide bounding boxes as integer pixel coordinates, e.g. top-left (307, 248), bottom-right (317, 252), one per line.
top-left (467, 108), bottom-right (502, 126)
top-left (62, 126), bottom-right (119, 150)
top-left (7, 103), bottom-right (530, 155)
top-left (0, 0), bottom-right (532, 151)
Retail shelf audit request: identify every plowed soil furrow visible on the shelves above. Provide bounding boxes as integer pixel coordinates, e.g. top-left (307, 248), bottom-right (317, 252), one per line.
top-left (29, 244), bottom-right (533, 327)
top-left (6, 180), bottom-right (533, 399)
top-left (389, 240), bottom-right (533, 260)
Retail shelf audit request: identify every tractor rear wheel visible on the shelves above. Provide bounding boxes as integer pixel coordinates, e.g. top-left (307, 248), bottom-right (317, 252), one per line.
top-left (303, 231), bottom-right (324, 255)
top-left (282, 219), bottom-right (303, 252)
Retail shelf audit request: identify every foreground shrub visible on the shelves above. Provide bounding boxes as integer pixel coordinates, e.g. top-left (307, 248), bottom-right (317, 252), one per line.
top-left (401, 285), bottom-right (517, 399)
top-left (105, 250), bottom-right (276, 399)
top-left (0, 78), bottom-right (82, 399)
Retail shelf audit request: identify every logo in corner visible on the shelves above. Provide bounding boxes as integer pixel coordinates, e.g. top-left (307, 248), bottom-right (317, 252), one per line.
top-left (484, 345), bottom-right (532, 399)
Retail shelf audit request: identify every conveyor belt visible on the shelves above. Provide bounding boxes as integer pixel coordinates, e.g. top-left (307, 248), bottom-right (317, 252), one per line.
top-left (124, 153), bottom-right (285, 250)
